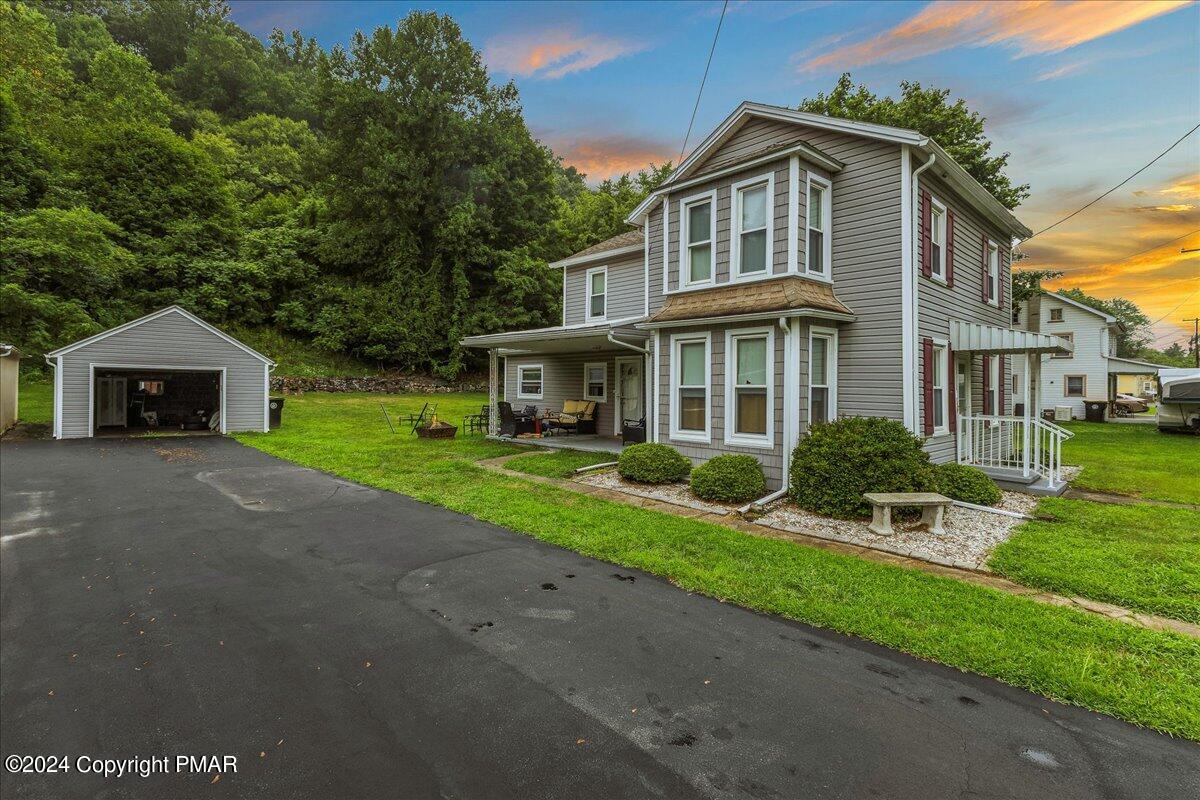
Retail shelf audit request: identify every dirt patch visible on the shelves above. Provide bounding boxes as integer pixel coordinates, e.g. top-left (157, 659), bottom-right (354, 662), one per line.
top-left (154, 445), bottom-right (207, 463)
top-left (1, 422), bottom-right (51, 441)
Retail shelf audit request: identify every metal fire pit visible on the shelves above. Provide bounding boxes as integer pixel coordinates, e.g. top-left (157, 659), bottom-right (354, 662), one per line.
top-left (416, 423), bottom-right (457, 440)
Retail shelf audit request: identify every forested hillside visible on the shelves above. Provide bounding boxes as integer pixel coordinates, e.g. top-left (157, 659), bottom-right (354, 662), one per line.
top-left (0, 1), bottom-right (669, 376)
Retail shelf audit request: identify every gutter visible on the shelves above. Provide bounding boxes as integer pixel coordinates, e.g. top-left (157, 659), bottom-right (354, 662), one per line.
top-left (606, 333), bottom-right (649, 354)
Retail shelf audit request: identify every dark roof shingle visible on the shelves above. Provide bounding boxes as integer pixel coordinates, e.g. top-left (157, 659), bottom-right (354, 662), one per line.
top-left (647, 275), bottom-right (854, 324)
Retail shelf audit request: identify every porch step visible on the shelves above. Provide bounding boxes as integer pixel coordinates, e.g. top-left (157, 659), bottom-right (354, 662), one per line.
top-left (977, 466), bottom-right (1068, 497)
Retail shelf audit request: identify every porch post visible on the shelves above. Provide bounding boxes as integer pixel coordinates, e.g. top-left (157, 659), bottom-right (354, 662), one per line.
top-left (1022, 351), bottom-right (1032, 478)
top-left (487, 349), bottom-right (499, 436)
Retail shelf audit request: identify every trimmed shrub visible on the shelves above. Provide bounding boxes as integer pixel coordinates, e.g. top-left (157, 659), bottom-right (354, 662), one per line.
top-left (789, 417), bottom-right (935, 519)
top-left (690, 454), bottom-right (766, 503)
top-left (618, 442), bottom-right (691, 484)
top-left (934, 463), bottom-right (1002, 506)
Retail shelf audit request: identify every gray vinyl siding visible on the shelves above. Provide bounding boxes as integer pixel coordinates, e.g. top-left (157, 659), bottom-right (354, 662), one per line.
top-left (505, 351), bottom-right (628, 436)
top-left (562, 251), bottom-right (645, 325)
top-left (654, 324), bottom-right (787, 490)
top-left (916, 172), bottom-right (1013, 461)
top-left (56, 311), bottom-right (267, 438)
top-left (646, 204), bottom-right (665, 313)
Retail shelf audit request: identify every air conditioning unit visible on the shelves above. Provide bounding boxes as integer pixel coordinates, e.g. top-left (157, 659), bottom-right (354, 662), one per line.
top-left (1054, 405), bottom-right (1073, 422)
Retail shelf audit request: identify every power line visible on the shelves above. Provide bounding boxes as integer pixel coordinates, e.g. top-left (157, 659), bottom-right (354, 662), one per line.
top-left (678, 0), bottom-right (728, 165)
top-left (1050, 228), bottom-right (1200, 273)
top-left (1148, 287), bottom-right (1200, 327)
top-left (1026, 121), bottom-right (1200, 241)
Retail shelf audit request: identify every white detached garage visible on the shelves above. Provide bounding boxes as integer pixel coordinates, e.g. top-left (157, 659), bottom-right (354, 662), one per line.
top-left (46, 306), bottom-right (274, 439)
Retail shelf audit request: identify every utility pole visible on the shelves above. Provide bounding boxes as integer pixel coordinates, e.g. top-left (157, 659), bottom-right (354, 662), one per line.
top-left (1186, 317), bottom-right (1200, 368)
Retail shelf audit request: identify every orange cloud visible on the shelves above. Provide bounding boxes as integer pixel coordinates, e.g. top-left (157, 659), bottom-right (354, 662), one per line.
top-left (484, 30), bottom-right (645, 79)
top-left (1158, 176), bottom-right (1200, 200)
top-left (547, 134), bottom-right (672, 182)
top-left (799, 1), bottom-right (1190, 73)
top-left (1156, 204), bottom-right (1196, 212)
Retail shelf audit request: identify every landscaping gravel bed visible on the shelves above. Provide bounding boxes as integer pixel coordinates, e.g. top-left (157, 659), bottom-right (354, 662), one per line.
top-left (757, 491), bottom-right (1039, 571)
top-left (576, 470), bottom-right (739, 515)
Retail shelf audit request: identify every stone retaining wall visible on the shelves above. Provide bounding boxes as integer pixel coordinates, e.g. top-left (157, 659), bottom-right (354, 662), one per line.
top-left (270, 375), bottom-right (487, 395)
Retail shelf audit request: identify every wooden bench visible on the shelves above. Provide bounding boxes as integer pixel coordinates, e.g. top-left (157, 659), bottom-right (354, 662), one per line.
top-left (862, 492), bottom-right (951, 537)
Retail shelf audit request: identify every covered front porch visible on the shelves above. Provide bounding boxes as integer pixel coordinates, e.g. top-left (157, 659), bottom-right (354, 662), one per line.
top-left (949, 320), bottom-right (1075, 492)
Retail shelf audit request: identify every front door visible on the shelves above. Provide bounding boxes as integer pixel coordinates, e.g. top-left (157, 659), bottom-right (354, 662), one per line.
top-left (615, 358), bottom-right (643, 431)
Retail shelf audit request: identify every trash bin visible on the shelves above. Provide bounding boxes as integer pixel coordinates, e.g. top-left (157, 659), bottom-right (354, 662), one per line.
top-left (1084, 400), bottom-right (1106, 422)
top-left (269, 396), bottom-right (284, 428)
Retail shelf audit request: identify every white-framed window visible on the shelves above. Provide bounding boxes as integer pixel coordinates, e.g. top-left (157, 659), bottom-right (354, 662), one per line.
top-left (1049, 307), bottom-right (1064, 322)
top-left (985, 239), bottom-right (1000, 305)
top-left (1052, 331), bottom-right (1074, 359)
top-left (516, 364), bottom-right (543, 400)
top-left (724, 328), bottom-right (774, 447)
top-left (808, 326), bottom-right (838, 424)
top-left (929, 198), bottom-right (947, 281)
top-left (1142, 380), bottom-right (1154, 394)
top-left (679, 191), bottom-right (716, 288)
top-left (931, 340), bottom-right (949, 435)
top-left (670, 332), bottom-right (711, 442)
top-left (583, 362), bottom-right (607, 402)
top-left (731, 174), bottom-right (773, 279)
top-left (806, 176), bottom-right (832, 278)
top-left (1064, 375), bottom-right (1086, 397)
top-left (585, 265), bottom-right (606, 322)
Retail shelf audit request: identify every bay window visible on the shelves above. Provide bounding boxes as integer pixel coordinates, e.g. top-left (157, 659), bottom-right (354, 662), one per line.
top-left (732, 175), bottom-right (772, 278)
top-left (725, 329), bottom-right (773, 446)
top-left (671, 334), bottom-right (710, 441)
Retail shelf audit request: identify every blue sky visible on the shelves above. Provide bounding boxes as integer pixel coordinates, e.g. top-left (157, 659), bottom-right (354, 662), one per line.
top-left (228, 1), bottom-right (1200, 345)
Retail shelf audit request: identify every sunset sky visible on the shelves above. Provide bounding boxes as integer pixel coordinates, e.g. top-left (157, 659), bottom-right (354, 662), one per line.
top-left (229, 0), bottom-right (1200, 349)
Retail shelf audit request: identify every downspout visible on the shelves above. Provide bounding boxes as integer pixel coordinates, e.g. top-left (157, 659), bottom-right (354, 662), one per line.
top-left (739, 316), bottom-right (794, 515)
top-left (909, 150), bottom-right (936, 432)
top-left (606, 333), bottom-right (649, 355)
top-left (44, 354), bottom-right (59, 439)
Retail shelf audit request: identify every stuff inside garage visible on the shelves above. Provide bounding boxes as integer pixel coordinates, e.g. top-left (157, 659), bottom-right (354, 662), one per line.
top-left (95, 368), bottom-right (221, 433)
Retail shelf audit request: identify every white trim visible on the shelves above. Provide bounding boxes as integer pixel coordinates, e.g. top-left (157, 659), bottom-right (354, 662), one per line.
top-left (900, 146), bottom-right (916, 432)
top-left (584, 265), bottom-right (608, 323)
top-left (804, 174), bottom-right (832, 281)
top-left (548, 243), bottom-right (643, 270)
top-left (643, 221), bottom-right (650, 316)
top-left (928, 196), bottom-right (948, 284)
top-left (930, 338), bottom-right (950, 437)
top-left (723, 326), bottom-right (775, 449)
top-left (53, 355), bottom-right (63, 439)
top-left (461, 316), bottom-right (647, 348)
top-left (808, 326), bottom-right (839, 424)
top-left (561, 269), bottom-right (567, 326)
top-left (669, 331), bottom-right (711, 444)
top-left (639, 308), bottom-right (855, 330)
top-left (786, 156), bottom-right (800, 274)
top-left (86, 363), bottom-right (228, 436)
top-left (1045, 291), bottom-right (1117, 322)
top-left (48, 306), bottom-right (274, 365)
top-left (729, 172), bottom-right (775, 282)
top-left (583, 361), bottom-right (608, 403)
top-left (613, 355), bottom-right (643, 434)
top-left (782, 318), bottom-right (800, 488)
top-left (985, 238), bottom-right (1000, 306)
top-left (263, 364), bottom-right (271, 432)
top-left (661, 197), bottom-right (670, 295)
top-left (516, 363), bottom-right (544, 400)
top-left (678, 189), bottom-right (718, 289)
top-left (652, 332), bottom-right (662, 443)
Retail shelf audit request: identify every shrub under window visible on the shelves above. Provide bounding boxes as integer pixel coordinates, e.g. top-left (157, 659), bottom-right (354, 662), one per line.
top-left (933, 463), bottom-right (1001, 506)
top-left (789, 417), bottom-right (935, 519)
top-left (690, 454), bottom-right (766, 503)
top-left (618, 443), bottom-right (692, 484)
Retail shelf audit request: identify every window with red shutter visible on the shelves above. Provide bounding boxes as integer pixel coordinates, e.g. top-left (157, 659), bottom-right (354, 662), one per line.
top-left (922, 338), bottom-right (934, 435)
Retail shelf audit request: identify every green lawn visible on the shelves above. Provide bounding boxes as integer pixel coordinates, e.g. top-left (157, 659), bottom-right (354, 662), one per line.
top-left (1063, 421), bottom-right (1199, 504)
top-left (234, 391), bottom-right (1200, 739)
top-left (16, 379), bottom-right (53, 425)
top-left (991, 499), bottom-right (1200, 623)
top-left (503, 448), bottom-right (618, 478)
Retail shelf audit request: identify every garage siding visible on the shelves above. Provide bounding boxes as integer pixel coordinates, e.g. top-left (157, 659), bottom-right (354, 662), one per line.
top-left (57, 311), bottom-right (267, 438)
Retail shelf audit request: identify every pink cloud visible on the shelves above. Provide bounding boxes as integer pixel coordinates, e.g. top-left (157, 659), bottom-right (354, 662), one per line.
top-left (484, 29), bottom-right (646, 80)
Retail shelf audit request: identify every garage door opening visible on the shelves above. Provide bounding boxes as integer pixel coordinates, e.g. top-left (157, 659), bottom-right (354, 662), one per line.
top-left (93, 367), bottom-right (224, 436)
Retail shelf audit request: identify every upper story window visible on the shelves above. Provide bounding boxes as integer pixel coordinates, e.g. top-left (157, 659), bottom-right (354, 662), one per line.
top-left (726, 329), bottom-right (773, 446)
top-left (681, 192), bottom-right (716, 287)
top-left (985, 240), bottom-right (1000, 305)
top-left (732, 176), bottom-right (772, 278)
top-left (585, 266), bottom-right (606, 322)
top-left (1049, 307), bottom-right (1064, 322)
top-left (1052, 331), bottom-right (1074, 359)
top-left (929, 199), bottom-right (947, 281)
top-left (807, 177), bottom-right (831, 277)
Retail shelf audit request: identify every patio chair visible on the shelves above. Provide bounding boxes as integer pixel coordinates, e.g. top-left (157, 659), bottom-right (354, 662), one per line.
top-left (621, 416), bottom-right (647, 445)
top-left (463, 405), bottom-right (490, 435)
top-left (547, 400), bottom-right (597, 436)
top-left (497, 402), bottom-right (535, 437)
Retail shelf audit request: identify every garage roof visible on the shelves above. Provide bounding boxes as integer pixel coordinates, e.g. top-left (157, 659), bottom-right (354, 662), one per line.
top-left (46, 306), bottom-right (275, 366)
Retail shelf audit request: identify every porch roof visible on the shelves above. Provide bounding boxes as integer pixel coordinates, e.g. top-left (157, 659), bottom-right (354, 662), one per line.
top-left (460, 319), bottom-right (648, 354)
top-left (949, 320), bottom-right (1072, 355)
top-left (641, 275), bottom-right (855, 328)
top-left (1106, 356), bottom-right (1165, 375)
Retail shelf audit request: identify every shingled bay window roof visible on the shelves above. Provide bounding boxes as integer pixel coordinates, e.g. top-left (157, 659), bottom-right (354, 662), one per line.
top-left (645, 275), bottom-right (854, 326)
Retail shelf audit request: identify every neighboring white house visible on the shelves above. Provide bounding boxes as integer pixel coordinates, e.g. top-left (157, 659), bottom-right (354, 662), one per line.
top-left (1012, 292), bottom-right (1162, 419)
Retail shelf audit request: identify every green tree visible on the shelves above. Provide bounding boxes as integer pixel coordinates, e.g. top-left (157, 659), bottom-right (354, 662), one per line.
top-left (80, 44), bottom-right (173, 127)
top-left (541, 163), bottom-right (672, 261)
top-left (1057, 288), bottom-right (1152, 357)
top-left (798, 74), bottom-right (1029, 208)
top-left (0, 85), bottom-right (52, 212)
top-left (0, 3), bottom-right (72, 130)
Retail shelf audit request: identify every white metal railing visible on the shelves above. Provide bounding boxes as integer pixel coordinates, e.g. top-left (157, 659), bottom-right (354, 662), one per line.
top-left (957, 415), bottom-right (1074, 488)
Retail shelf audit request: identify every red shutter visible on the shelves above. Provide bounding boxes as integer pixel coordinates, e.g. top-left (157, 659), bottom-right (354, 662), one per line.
top-left (948, 348), bottom-right (957, 433)
top-left (946, 209), bottom-right (956, 288)
top-left (920, 191), bottom-right (932, 277)
top-left (922, 338), bottom-right (934, 435)
top-left (998, 248), bottom-right (1005, 308)
top-left (981, 233), bottom-right (989, 303)
top-left (998, 355), bottom-right (1007, 415)
top-left (982, 355), bottom-right (991, 414)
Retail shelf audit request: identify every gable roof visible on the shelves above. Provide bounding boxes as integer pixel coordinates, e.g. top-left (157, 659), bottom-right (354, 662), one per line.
top-left (46, 306), bottom-right (275, 365)
top-left (1044, 292), bottom-right (1117, 323)
top-left (626, 101), bottom-right (1031, 239)
top-left (548, 229), bottom-right (644, 269)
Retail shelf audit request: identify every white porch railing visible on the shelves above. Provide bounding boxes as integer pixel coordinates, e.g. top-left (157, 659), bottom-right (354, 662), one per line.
top-left (957, 415), bottom-right (1074, 489)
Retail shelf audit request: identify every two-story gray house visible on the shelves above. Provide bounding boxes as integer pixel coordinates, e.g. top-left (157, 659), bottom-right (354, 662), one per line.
top-left (464, 103), bottom-right (1074, 494)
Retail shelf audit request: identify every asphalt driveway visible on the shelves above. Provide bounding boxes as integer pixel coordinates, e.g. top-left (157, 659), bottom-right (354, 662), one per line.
top-left (1, 437), bottom-right (1196, 799)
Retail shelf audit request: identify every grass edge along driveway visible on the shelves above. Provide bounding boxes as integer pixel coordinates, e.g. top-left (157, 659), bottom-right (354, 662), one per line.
top-left (1062, 421), bottom-right (1199, 505)
top-left (234, 392), bottom-right (1200, 740)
